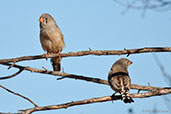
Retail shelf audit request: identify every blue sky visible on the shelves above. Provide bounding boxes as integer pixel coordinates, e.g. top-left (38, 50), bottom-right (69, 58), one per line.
top-left (0, 0), bottom-right (171, 114)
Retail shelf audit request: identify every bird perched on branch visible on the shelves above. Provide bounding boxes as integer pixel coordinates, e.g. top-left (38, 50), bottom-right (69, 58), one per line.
top-left (39, 13), bottom-right (65, 71)
top-left (108, 58), bottom-right (134, 103)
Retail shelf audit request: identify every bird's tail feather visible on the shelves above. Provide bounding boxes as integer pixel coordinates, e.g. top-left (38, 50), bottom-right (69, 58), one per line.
top-left (51, 57), bottom-right (61, 71)
top-left (120, 79), bottom-right (134, 103)
top-left (121, 92), bottom-right (134, 103)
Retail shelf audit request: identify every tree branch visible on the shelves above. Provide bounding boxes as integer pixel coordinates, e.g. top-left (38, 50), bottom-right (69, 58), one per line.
top-left (1, 63), bottom-right (109, 85)
top-left (1, 57), bottom-right (171, 113)
top-left (1, 47), bottom-right (171, 113)
top-left (152, 54), bottom-right (171, 112)
top-left (1, 63), bottom-right (170, 91)
top-left (113, 0), bottom-right (171, 11)
top-left (153, 54), bottom-right (171, 86)
top-left (19, 88), bottom-right (171, 114)
top-left (0, 112), bottom-right (21, 114)
top-left (0, 68), bottom-right (23, 80)
top-left (0, 47), bottom-right (171, 63)
top-left (0, 84), bottom-right (38, 107)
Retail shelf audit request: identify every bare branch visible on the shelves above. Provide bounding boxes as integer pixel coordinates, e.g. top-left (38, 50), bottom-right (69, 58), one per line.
top-left (0, 84), bottom-right (38, 107)
top-left (19, 88), bottom-right (171, 114)
top-left (0, 112), bottom-right (21, 114)
top-left (153, 54), bottom-right (171, 86)
top-left (152, 54), bottom-right (171, 113)
top-left (0, 47), bottom-right (171, 64)
top-left (8, 61), bottom-right (16, 69)
top-left (2, 63), bottom-right (171, 91)
top-left (113, 0), bottom-right (171, 11)
top-left (1, 59), bottom-right (171, 113)
top-left (130, 84), bottom-right (169, 91)
top-left (0, 69), bottom-right (23, 80)
top-left (1, 63), bottom-right (109, 85)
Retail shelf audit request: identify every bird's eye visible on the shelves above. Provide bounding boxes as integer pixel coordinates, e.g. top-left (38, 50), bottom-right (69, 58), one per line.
top-left (45, 18), bottom-right (48, 23)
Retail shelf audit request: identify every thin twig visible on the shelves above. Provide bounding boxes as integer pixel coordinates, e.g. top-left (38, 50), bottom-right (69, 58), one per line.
top-left (57, 77), bottom-right (66, 80)
top-left (153, 54), bottom-right (171, 86)
top-left (0, 84), bottom-right (38, 107)
top-left (0, 69), bottom-right (23, 80)
top-left (113, 0), bottom-right (171, 11)
top-left (8, 61), bottom-right (16, 69)
top-left (137, 89), bottom-right (141, 93)
top-left (42, 66), bottom-right (48, 71)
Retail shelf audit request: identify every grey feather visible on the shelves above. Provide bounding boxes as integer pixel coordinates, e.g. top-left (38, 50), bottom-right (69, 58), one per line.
top-left (108, 58), bottom-right (134, 103)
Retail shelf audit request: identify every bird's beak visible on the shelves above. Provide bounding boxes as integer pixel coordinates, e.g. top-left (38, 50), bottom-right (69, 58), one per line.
top-left (129, 61), bottom-right (133, 64)
top-left (39, 17), bottom-right (44, 23)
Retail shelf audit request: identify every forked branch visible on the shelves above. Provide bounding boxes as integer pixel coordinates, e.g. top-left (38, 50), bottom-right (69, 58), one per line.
top-left (0, 84), bottom-right (38, 107)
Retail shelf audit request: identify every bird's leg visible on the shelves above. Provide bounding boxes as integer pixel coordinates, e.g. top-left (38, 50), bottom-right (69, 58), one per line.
top-left (57, 52), bottom-right (62, 61)
top-left (43, 52), bottom-right (50, 60)
top-left (111, 91), bottom-right (117, 103)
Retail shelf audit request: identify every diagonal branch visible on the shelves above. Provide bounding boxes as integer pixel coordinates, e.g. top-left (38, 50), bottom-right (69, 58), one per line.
top-left (1, 63), bottom-right (170, 91)
top-left (0, 84), bottom-right (38, 107)
top-left (1, 63), bottom-right (108, 85)
top-left (19, 88), bottom-right (171, 114)
top-left (153, 54), bottom-right (171, 86)
top-left (0, 47), bottom-right (171, 64)
top-left (0, 68), bottom-right (23, 80)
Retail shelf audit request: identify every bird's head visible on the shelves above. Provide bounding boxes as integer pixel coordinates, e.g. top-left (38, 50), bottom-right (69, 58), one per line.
top-left (39, 13), bottom-right (56, 29)
top-left (111, 58), bottom-right (133, 74)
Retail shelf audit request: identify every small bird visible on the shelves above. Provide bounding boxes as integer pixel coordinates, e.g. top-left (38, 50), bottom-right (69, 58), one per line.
top-left (108, 58), bottom-right (134, 103)
top-left (39, 13), bottom-right (65, 71)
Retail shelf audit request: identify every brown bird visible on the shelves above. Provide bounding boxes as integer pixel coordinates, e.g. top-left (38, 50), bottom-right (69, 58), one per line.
top-left (108, 58), bottom-right (134, 103)
top-left (39, 13), bottom-right (65, 71)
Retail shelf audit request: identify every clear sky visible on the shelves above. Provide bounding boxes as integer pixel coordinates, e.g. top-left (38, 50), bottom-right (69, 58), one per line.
top-left (0, 0), bottom-right (171, 114)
